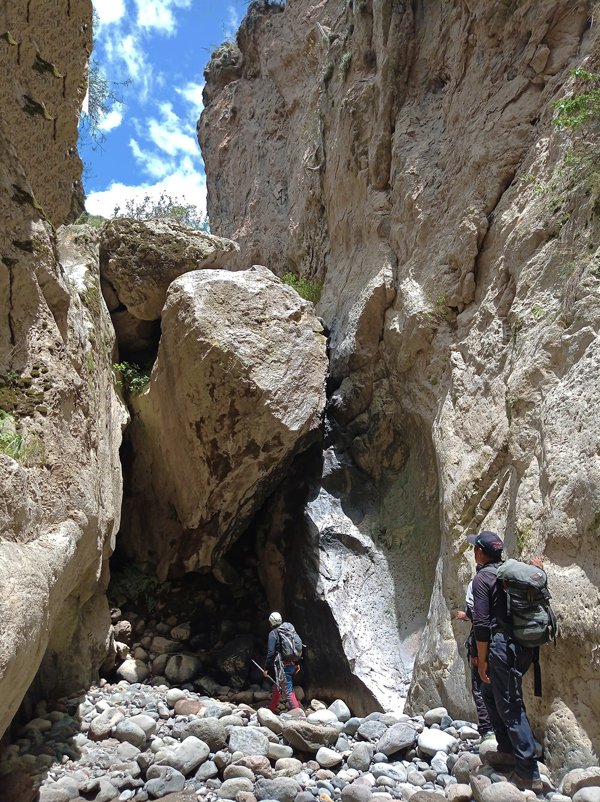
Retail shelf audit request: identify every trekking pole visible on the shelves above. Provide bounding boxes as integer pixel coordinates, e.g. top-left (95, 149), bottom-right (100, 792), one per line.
top-left (274, 654), bottom-right (288, 700)
top-left (251, 659), bottom-right (277, 686)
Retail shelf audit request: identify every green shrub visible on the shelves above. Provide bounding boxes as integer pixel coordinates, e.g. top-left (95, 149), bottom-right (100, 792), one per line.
top-left (113, 192), bottom-right (209, 232)
top-left (424, 293), bottom-right (453, 324)
top-left (114, 362), bottom-right (150, 395)
top-left (0, 411), bottom-right (44, 464)
top-left (74, 212), bottom-right (106, 228)
top-left (515, 521), bottom-right (533, 555)
top-left (553, 68), bottom-right (600, 129)
top-left (0, 412), bottom-right (23, 459)
top-left (282, 272), bottom-right (322, 303)
top-left (340, 51), bottom-right (352, 79)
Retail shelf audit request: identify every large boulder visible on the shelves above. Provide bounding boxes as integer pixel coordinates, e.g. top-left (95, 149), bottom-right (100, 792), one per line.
top-left (122, 265), bottom-right (328, 578)
top-left (99, 218), bottom-right (239, 320)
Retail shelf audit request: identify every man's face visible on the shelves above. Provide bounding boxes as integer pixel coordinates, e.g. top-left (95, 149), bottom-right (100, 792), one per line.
top-left (474, 545), bottom-right (485, 565)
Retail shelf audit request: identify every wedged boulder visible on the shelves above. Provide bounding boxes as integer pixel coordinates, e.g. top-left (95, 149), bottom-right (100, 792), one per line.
top-left (122, 265), bottom-right (328, 578)
top-left (99, 218), bottom-right (240, 320)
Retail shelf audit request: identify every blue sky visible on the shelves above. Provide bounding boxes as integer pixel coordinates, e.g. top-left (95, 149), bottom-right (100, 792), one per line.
top-left (82, 0), bottom-right (248, 219)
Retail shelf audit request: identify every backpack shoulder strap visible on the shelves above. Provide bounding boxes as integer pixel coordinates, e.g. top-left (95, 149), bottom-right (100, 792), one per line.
top-left (532, 646), bottom-right (542, 697)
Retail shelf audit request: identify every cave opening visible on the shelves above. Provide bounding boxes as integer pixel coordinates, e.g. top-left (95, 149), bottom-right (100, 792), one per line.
top-left (105, 519), bottom-right (277, 703)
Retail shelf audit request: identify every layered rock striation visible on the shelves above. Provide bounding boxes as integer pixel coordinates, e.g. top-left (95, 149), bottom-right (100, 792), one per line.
top-left (200, 0), bottom-right (600, 769)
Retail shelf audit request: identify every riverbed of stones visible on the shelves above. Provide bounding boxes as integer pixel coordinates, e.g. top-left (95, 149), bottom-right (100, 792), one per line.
top-left (1, 679), bottom-right (599, 802)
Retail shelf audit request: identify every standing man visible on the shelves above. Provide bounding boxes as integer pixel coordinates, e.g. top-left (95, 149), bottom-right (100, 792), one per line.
top-left (264, 611), bottom-right (300, 712)
top-left (467, 531), bottom-right (543, 794)
top-left (455, 580), bottom-right (493, 739)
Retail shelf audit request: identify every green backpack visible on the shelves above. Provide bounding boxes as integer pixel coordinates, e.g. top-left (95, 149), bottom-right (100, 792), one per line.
top-left (496, 559), bottom-right (558, 648)
top-left (495, 559), bottom-right (558, 696)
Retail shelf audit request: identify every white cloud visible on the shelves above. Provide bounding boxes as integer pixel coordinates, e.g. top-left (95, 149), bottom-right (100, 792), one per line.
top-left (147, 103), bottom-right (199, 157)
top-left (134, 0), bottom-right (192, 33)
top-left (84, 0), bottom-right (211, 226)
top-left (85, 170), bottom-right (207, 219)
top-left (130, 137), bottom-right (172, 179)
top-left (119, 34), bottom-right (150, 83)
top-left (176, 81), bottom-right (205, 116)
top-left (126, 100), bottom-right (200, 183)
top-left (96, 26), bottom-right (152, 99)
top-left (94, 0), bottom-right (126, 25)
top-left (224, 5), bottom-right (242, 40)
top-left (98, 108), bottom-right (124, 132)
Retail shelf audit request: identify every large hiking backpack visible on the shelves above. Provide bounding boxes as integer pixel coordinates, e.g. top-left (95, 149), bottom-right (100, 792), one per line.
top-left (494, 559), bottom-right (558, 698)
top-left (277, 622), bottom-right (303, 661)
top-left (496, 559), bottom-right (558, 648)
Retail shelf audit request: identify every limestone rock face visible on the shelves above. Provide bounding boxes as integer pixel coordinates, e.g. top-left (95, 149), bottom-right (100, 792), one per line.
top-left (99, 218), bottom-right (240, 321)
top-left (0, 0), bottom-right (126, 739)
top-left (0, 0), bottom-right (91, 230)
top-left (0, 224), bottom-right (127, 737)
top-left (200, 0), bottom-right (600, 769)
top-left (122, 265), bottom-right (328, 578)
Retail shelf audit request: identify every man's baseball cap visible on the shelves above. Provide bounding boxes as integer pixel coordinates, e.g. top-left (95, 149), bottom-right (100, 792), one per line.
top-left (467, 530), bottom-right (504, 556)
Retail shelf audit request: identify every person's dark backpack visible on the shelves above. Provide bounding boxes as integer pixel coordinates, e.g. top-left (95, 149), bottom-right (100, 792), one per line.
top-left (493, 559), bottom-right (558, 696)
top-left (277, 622), bottom-right (303, 661)
top-left (496, 559), bottom-right (558, 648)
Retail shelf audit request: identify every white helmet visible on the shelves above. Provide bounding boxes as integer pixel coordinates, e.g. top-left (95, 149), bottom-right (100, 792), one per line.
top-left (269, 611), bottom-right (282, 627)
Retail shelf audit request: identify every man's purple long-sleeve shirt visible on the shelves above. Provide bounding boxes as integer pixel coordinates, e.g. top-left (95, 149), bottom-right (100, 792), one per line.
top-left (471, 562), bottom-right (507, 642)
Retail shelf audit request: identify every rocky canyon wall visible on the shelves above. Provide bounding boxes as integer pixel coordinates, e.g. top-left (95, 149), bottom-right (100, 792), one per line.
top-left (200, 0), bottom-right (600, 771)
top-left (0, 0), bottom-right (127, 737)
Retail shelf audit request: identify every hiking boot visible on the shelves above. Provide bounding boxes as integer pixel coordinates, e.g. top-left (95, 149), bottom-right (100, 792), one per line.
top-left (483, 749), bottom-right (516, 768)
top-left (508, 770), bottom-right (544, 794)
top-left (479, 731), bottom-right (495, 742)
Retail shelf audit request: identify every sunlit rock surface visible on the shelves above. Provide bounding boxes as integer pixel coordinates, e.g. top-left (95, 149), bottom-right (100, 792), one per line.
top-left (0, 223), bottom-right (127, 737)
top-left (122, 265), bottom-right (328, 580)
top-left (99, 218), bottom-right (240, 321)
top-left (200, 0), bottom-right (600, 769)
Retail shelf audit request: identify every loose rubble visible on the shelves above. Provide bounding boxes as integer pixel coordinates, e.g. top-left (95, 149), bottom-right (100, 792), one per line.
top-left (2, 680), bottom-right (596, 802)
top-left (1, 571), bottom-right (591, 802)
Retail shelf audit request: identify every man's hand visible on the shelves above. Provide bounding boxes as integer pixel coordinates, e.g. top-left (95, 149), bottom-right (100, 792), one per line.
top-left (455, 610), bottom-right (468, 621)
top-left (263, 670), bottom-right (268, 677)
top-left (476, 641), bottom-right (490, 683)
top-left (529, 557), bottom-right (544, 569)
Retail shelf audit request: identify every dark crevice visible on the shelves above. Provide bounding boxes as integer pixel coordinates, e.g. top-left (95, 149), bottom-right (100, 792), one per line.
top-left (7, 264), bottom-right (16, 347)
